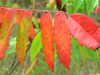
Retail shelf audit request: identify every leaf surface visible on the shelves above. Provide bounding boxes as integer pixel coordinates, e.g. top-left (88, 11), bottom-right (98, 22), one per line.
top-left (40, 11), bottom-right (54, 72)
top-left (54, 12), bottom-right (71, 70)
top-left (30, 31), bottom-right (42, 62)
top-left (68, 13), bottom-right (100, 50)
top-left (73, 0), bottom-right (83, 12)
top-left (16, 10), bottom-right (32, 65)
top-left (0, 8), bottom-right (15, 60)
top-left (0, 7), bottom-right (7, 28)
top-left (85, 0), bottom-right (98, 16)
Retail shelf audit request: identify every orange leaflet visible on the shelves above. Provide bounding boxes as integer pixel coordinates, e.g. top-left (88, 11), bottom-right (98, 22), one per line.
top-left (16, 10), bottom-right (32, 66)
top-left (15, 9), bottom-right (24, 26)
top-left (0, 8), bottom-right (15, 60)
top-left (68, 13), bottom-right (100, 50)
top-left (54, 12), bottom-right (71, 70)
top-left (40, 11), bottom-right (54, 72)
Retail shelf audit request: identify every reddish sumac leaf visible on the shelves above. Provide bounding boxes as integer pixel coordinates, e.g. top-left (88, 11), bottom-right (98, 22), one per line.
top-left (16, 10), bottom-right (32, 66)
top-left (0, 7), bottom-right (7, 28)
top-left (40, 11), bottom-right (54, 72)
top-left (29, 24), bottom-right (35, 42)
top-left (54, 12), bottom-right (71, 70)
top-left (68, 13), bottom-right (100, 50)
top-left (15, 9), bottom-right (24, 26)
top-left (0, 8), bottom-right (15, 60)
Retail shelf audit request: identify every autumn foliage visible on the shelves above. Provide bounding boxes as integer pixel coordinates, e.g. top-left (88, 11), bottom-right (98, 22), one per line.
top-left (0, 6), bottom-right (100, 72)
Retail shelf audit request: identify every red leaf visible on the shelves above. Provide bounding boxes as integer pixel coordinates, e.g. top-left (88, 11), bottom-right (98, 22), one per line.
top-left (16, 10), bottom-right (32, 65)
top-left (68, 13), bottom-right (100, 50)
top-left (54, 12), bottom-right (71, 70)
top-left (40, 11), bottom-right (54, 72)
top-left (0, 7), bottom-right (7, 28)
top-left (0, 8), bottom-right (15, 60)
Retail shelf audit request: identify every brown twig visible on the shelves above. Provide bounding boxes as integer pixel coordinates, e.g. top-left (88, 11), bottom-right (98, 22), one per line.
top-left (8, 43), bottom-right (31, 75)
top-left (35, 1), bottom-right (48, 6)
top-left (0, 7), bottom-right (60, 13)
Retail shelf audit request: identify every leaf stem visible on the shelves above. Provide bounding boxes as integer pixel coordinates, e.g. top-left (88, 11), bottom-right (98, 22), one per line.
top-left (0, 7), bottom-right (60, 13)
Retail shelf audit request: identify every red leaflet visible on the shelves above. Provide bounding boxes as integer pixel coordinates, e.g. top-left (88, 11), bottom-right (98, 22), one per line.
top-left (0, 8), bottom-right (15, 60)
top-left (29, 24), bottom-right (35, 42)
top-left (68, 13), bottom-right (100, 50)
top-left (0, 7), bottom-right (7, 28)
top-left (54, 12), bottom-right (71, 70)
top-left (16, 10), bottom-right (32, 66)
top-left (40, 11), bottom-right (54, 72)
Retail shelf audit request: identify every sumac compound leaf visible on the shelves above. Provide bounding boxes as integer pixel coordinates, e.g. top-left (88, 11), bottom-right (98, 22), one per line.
top-left (68, 13), bottom-right (100, 50)
top-left (40, 11), bottom-right (54, 72)
top-left (0, 8), bottom-right (15, 60)
top-left (54, 12), bottom-right (71, 70)
top-left (16, 10), bottom-right (32, 66)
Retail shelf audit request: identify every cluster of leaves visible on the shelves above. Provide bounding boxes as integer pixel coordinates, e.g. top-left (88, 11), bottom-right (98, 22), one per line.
top-left (0, 0), bottom-right (100, 74)
top-left (0, 5), bottom-right (100, 73)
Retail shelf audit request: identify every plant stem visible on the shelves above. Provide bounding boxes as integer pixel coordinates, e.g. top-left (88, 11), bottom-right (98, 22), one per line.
top-left (35, 1), bottom-right (48, 6)
top-left (0, 7), bottom-right (60, 13)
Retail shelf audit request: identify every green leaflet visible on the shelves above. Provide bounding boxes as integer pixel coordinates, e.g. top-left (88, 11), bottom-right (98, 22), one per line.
top-left (85, 0), bottom-right (98, 16)
top-left (30, 31), bottom-right (42, 62)
top-left (71, 41), bottom-right (80, 63)
top-left (61, 0), bottom-right (68, 9)
top-left (73, 0), bottom-right (83, 12)
top-left (32, 70), bottom-right (38, 75)
top-left (35, 65), bottom-right (46, 75)
top-left (79, 46), bottom-right (89, 63)
top-left (4, 37), bottom-right (16, 56)
top-left (38, 58), bottom-right (49, 68)
top-left (83, 45), bottom-right (97, 65)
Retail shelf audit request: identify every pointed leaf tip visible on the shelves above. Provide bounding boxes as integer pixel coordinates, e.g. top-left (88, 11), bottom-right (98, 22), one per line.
top-left (54, 12), bottom-right (71, 70)
top-left (40, 11), bottom-right (54, 71)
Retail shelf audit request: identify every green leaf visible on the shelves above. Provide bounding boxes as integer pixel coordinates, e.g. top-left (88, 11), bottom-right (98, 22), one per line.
top-left (83, 45), bottom-right (97, 64)
top-left (30, 31), bottom-right (42, 62)
top-left (38, 58), bottom-right (49, 68)
top-left (32, 18), bottom-right (40, 29)
top-left (61, 0), bottom-right (68, 9)
top-left (35, 66), bottom-right (45, 75)
top-left (32, 70), bottom-right (37, 75)
top-left (73, 0), bottom-right (83, 12)
top-left (85, 0), bottom-right (98, 16)
top-left (79, 46), bottom-right (88, 63)
top-left (4, 37), bottom-right (16, 56)
top-left (71, 41), bottom-right (80, 63)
